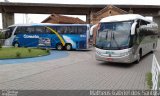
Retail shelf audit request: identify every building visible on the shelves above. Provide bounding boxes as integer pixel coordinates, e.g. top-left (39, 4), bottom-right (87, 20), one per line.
top-left (42, 14), bottom-right (86, 24)
top-left (90, 5), bottom-right (128, 24)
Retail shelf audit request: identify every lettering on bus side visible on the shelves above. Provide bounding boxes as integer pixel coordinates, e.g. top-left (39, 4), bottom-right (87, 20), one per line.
top-left (23, 34), bottom-right (39, 38)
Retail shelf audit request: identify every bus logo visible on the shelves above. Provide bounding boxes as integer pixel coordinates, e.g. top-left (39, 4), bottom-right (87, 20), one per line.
top-left (23, 34), bottom-right (39, 38)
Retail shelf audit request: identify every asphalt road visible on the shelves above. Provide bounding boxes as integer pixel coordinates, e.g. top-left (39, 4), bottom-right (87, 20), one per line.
top-left (0, 43), bottom-right (157, 90)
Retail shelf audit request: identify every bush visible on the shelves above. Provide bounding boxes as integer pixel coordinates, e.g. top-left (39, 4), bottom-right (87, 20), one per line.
top-left (16, 52), bottom-right (21, 58)
top-left (28, 48), bottom-right (32, 53)
top-left (0, 32), bottom-right (5, 39)
top-left (46, 48), bottom-right (50, 53)
top-left (146, 72), bottom-right (152, 89)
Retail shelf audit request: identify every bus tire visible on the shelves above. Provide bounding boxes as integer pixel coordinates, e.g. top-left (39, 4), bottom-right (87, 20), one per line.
top-left (56, 43), bottom-right (63, 50)
top-left (65, 44), bottom-right (72, 51)
top-left (13, 42), bottom-right (19, 47)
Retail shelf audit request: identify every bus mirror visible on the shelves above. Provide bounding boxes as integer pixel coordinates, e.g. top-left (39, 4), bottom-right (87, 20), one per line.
top-left (90, 24), bottom-right (98, 36)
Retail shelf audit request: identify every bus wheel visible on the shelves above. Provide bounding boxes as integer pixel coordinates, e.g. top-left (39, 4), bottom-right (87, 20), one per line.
top-left (65, 44), bottom-right (72, 51)
top-left (56, 44), bottom-right (63, 50)
top-left (13, 42), bottom-right (19, 47)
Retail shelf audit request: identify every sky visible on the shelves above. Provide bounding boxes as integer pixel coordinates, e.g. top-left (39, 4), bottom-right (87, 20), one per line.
top-left (0, 0), bottom-right (160, 29)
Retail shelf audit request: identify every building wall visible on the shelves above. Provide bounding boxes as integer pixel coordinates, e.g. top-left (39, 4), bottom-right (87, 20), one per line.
top-left (90, 6), bottom-right (128, 24)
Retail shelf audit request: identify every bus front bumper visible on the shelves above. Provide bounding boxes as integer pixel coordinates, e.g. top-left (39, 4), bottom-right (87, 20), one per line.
top-left (95, 53), bottom-right (135, 64)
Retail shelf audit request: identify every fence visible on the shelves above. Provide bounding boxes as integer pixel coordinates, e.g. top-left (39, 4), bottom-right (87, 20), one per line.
top-left (152, 54), bottom-right (160, 91)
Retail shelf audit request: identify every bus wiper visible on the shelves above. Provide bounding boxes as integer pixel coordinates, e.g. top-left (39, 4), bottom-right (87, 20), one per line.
top-left (112, 31), bottom-right (121, 49)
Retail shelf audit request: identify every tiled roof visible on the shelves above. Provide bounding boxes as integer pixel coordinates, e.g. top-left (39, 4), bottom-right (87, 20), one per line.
top-left (42, 14), bottom-right (86, 24)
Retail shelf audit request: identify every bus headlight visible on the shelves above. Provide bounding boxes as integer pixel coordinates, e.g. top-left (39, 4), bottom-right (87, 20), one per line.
top-left (120, 52), bottom-right (128, 56)
top-left (120, 50), bottom-right (132, 56)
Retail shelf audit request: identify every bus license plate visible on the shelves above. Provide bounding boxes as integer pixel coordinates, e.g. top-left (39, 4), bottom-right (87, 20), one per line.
top-left (106, 58), bottom-right (112, 61)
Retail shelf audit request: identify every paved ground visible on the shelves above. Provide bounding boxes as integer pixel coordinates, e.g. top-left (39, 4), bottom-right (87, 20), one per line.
top-left (0, 41), bottom-right (158, 90)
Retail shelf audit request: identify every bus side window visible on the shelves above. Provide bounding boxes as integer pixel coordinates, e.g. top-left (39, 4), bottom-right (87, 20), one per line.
top-left (139, 20), bottom-right (150, 36)
top-left (14, 28), bottom-right (18, 35)
top-left (78, 26), bottom-right (82, 34)
top-left (63, 26), bottom-right (68, 34)
top-left (56, 26), bottom-right (62, 34)
top-left (51, 26), bottom-right (57, 34)
top-left (26, 27), bottom-right (34, 34)
top-left (72, 26), bottom-right (77, 34)
top-left (35, 27), bottom-right (45, 34)
top-left (68, 26), bottom-right (71, 34)
top-left (67, 26), bottom-right (71, 34)
top-left (14, 27), bottom-right (21, 35)
top-left (45, 27), bottom-right (52, 34)
top-left (78, 26), bottom-right (86, 34)
top-left (57, 26), bottom-right (66, 34)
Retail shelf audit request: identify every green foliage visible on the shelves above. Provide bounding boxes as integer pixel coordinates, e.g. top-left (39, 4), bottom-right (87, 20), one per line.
top-left (16, 52), bottom-right (21, 58)
top-left (46, 48), bottom-right (50, 53)
top-left (0, 48), bottom-right (50, 59)
top-left (146, 72), bottom-right (152, 89)
top-left (0, 32), bottom-right (5, 39)
top-left (28, 48), bottom-right (32, 53)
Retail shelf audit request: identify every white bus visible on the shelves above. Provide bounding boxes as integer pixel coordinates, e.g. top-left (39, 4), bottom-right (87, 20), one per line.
top-left (91, 14), bottom-right (158, 63)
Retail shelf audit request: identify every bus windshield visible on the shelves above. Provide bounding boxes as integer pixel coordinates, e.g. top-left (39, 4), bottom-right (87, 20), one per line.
top-left (96, 21), bottom-right (133, 50)
top-left (4, 27), bottom-right (15, 39)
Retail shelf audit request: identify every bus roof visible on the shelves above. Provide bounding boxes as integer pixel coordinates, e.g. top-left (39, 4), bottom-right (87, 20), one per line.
top-left (9, 23), bottom-right (90, 27)
top-left (100, 14), bottom-right (152, 23)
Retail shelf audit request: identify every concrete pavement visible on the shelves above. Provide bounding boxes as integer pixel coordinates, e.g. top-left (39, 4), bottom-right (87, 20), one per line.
top-left (0, 47), bottom-right (153, 90)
